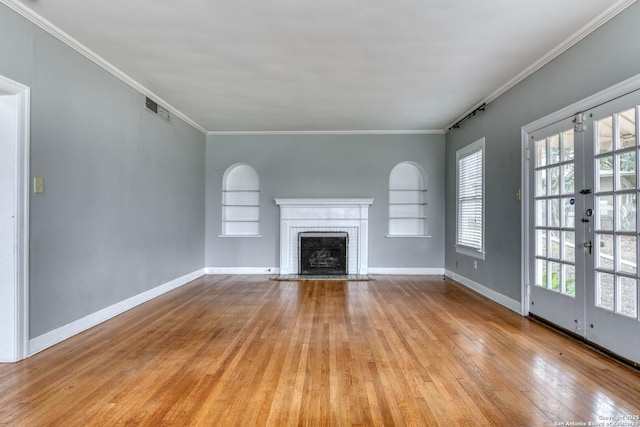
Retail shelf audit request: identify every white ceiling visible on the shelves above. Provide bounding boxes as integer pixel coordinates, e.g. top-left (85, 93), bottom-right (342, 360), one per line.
top-left (6, 0), bottom-right (635, 133)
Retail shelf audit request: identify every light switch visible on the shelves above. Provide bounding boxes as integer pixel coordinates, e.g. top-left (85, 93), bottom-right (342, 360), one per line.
top-left (33, 177), bottom-right (44, 194)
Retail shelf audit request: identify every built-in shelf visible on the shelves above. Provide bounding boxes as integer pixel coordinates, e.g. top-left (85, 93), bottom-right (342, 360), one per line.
top-left (388, 189), bottom-right (427, 236)
top-left (388, 163), bottom-right (429, 237)
top-left (222, 192), bottom-right (259, 233)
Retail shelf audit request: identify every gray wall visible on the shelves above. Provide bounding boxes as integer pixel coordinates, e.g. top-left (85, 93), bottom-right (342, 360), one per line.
top-left (445, 2), bottom-right (640, 302)
top-left (206, 134), bottom-right (445, 269)
top-left (0, 4), bottom-right (206, 337)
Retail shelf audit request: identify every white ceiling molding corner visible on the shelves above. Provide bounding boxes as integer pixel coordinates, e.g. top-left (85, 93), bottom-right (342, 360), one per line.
top-left (0, 0), bottom-right (208, 135)
top-left (207, 129), bottom-right (446, 136)
top-left (445, 0), bottom-right (637, 133)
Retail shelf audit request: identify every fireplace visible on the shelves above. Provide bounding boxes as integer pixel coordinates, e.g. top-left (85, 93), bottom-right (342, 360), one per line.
top-left (299, 232), bottom-right (348, 275)
top-left (275, 198), bottom-right (374, 275)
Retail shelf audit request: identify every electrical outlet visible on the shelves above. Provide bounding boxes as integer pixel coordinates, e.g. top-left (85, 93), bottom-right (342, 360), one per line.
top-left (455, 261), bottom-right (459, 269)
top-left (473, 260), bottom-right (477, 269)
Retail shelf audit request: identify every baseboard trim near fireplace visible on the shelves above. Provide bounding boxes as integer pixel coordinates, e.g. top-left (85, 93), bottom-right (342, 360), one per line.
top-left (368, 268), bottom-right (445, 275)
top-left (203, 267), bottom-right (446, 276)
top-left (204, 267), bottom-right (280, 275)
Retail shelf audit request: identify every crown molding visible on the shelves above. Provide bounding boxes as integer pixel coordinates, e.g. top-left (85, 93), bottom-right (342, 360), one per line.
top-left (445, 0), bottom-right (637, 133)
top-left (207, 129), bottom-right (445, 136)
top-left (0, 0), bottom-right (208, 135)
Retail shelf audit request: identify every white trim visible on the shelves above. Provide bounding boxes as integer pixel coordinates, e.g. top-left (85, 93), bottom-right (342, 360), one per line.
top-left (0, 0), bottom-right (207, 135)
top-left (275, 198), bottom-right (375, 206)
top-left (0, 74), bottom-right (30, 362)
top-left (28, 269), bottom-right (205, 356)
top-left (385, 235), bottom-right (432, 238)
top-left (445, 270), bottom-right (521, 314)
top-left (217, 235), bottom-right (262, 238)
top-left (521, 127), bottom-right (530, 317)
top-left (445, 0), bottom-right (637, 132)
top-left (369, 268), bottom-right (444, 275)
top-left (204, 267), bottom-right (279, 275)
top-left (208, 130), bottom-right (445, 136)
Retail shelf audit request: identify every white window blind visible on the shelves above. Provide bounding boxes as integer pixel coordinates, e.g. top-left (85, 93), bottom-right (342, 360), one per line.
top-left (456, 138), bottom-right (484, 258)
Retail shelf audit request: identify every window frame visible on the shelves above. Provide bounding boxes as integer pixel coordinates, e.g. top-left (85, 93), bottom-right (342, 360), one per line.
top-left (456, 137), bottom-right (486, 259)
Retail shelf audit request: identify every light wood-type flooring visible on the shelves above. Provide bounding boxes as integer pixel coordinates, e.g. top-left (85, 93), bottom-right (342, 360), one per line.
top-left (1, 275), bottom-right (640, 426)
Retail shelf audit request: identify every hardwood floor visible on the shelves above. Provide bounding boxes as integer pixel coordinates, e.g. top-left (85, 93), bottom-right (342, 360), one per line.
top-left (1, 275), bottom-right (640, 426)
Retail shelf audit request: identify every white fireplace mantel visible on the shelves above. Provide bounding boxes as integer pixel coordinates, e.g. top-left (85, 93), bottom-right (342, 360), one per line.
top-left (275, 198), bottom-right (374, 275)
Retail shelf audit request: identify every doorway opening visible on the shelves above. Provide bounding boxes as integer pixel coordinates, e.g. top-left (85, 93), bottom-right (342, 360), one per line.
top-left (0, 74), bottom-right (30, 363)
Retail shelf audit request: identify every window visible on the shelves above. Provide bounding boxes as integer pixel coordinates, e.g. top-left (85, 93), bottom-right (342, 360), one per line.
top-left (388, 162), bottom-right (428, 236)
top-left (221, 164), bottom-right (260, 237)
top-left (456, 138), bottom-right (485, 258)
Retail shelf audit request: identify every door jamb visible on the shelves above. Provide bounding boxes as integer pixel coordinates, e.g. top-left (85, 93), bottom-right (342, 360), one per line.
top-left (0, 74), bottom-right (30, 362)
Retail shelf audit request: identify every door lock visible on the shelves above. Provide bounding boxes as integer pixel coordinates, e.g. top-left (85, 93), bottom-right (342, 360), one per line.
top-left (583, 241), bottom-right (593, 254)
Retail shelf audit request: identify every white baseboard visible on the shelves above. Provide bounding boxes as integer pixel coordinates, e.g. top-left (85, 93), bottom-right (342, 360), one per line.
top-left (204, 267), bottom-right (444, 276)
top-left (204, 267), bottom-right (279, 275)
top-left (444, 270), bottom-right (522, 314)
top-left (368, 268), bottom-right (445, 275)
top-left (28, 268), bottom-right (206, 356)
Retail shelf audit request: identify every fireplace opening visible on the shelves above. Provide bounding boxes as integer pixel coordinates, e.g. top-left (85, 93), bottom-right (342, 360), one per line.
top-left (298, 232), bottom-right (348, 275)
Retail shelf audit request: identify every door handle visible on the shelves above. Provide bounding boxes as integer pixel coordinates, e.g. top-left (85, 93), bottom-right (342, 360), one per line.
top-left (583, 241), bottom-right (593, 254)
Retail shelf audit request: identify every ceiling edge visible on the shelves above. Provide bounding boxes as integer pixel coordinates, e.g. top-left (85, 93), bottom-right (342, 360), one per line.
top-left (444, 0), bottom-right (638, 133)
top-left (207, 130), bottom-right (445, 136)
top-left (0, 0), bottom-right (208, 135)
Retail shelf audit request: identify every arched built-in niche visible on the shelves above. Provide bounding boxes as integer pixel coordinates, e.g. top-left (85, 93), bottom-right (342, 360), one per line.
top-left (221, 164), bottom-right (260, 236)
top-left (388, 162), bottom-right (428, 236)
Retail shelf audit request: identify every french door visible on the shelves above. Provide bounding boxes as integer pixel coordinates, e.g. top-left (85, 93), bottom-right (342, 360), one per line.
top-left (528, 90), bottom-right (640, 364)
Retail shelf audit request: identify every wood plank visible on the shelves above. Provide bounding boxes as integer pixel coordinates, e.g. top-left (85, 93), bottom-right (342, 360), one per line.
top-left (1, 275), bottom-right (640, 426)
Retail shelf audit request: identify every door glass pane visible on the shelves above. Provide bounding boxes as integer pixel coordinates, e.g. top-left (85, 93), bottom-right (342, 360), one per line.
top-left (562, 130), bottom-right (574, 161)
top-left (597, 116), bottom-right (613, 154)
top-left (618, 235), bottom-right (637, 275)
top-left (562, 198), bottom-right (575, 228)
top-left (597, 234), bottom-right (614, 270)
top-left (549, 167), bottom-right (560, 195)
top-left (562, 231), bottom-right (575, 262)
top-left (549, 135), bottom-right (560, 164)
top-left (550, 262), bottom-right (561, 292)
top-left (596, 196), bottom-right (613, 231)
top-left (563, 264), bottom-right (576, 297)
top-left (550, 230), bottom-right (560, 259)
top-left (549, 199), bottom-right (560, 228)
top-left (562, 164), bottom-right (575, 194)
top-left (536, 200), bottom-right (547, 226)
top-left (618, 193), bottom-right (636, 232)
top-left (536, 139), bottom-right (547, 167)
top-left (618, 108), bottom-right (636, 149)
top-left (617, 277), bottom-right (637, 318)
top-left (597, 156), bottom-right (613, 192)
top-left (536, 230), bottom-right (547, 257)
top-left (618, 151), bottom-right (636, 190)
top-left (536, 259), bottom-right (547, 288)
top-left (536, 170), bottom-right (547, 196)
top-left (597, 272), bottom-right (615, 311)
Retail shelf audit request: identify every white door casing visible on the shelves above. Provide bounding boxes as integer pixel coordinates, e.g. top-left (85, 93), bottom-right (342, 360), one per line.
top-left (0, 74), bottom-right (30, 363)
